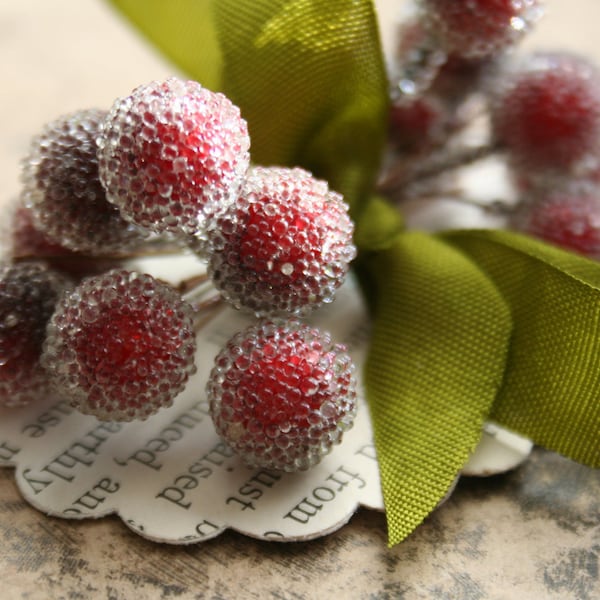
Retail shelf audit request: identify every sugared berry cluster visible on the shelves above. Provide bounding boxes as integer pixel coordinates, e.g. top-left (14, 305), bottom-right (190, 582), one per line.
top-left (386, 0), bottom-right (600, 259)
top-left (4, 1), bottom-right (597, 471)
top-left (1, 77), bottom-right (357, 472)
top-left (208, 320), bottom-right (356, 472)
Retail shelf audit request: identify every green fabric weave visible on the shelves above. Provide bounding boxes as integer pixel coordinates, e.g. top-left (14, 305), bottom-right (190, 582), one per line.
top-left (445, 229), bottom-right (600, 467)
top-left (360, 231), bottom-right (512, 546)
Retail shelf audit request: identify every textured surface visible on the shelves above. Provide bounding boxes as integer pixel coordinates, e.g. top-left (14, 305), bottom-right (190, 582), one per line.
top-left (0, 1), bottom-right (599, 598)
top-left (1, 449), bottom-right (598, 599)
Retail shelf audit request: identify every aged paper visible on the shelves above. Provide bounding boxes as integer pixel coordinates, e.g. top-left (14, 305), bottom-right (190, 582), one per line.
top-left (0, 261), bottom-right (531, 543)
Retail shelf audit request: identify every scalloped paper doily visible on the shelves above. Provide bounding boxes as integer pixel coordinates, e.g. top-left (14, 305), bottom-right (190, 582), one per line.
top-left (0, 258), bottom-right (532, 544)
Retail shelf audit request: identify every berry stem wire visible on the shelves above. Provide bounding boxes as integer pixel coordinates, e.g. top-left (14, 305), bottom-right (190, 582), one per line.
top-left (179, 274), bottom-right (225, 332)
top-left (378, 141), bottom-right (501, 195)
top-left (437, 194), bottom-right (515, 215)
top-left (11, 244), bottom-right (184, 263)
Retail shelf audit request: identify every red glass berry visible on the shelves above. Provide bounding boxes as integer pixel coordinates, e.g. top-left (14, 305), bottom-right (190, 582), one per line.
top-left (5, 204), bottom-right (119, 279)
top-left (42, 269), bottom-right (197, 421)
top-left (8, 204), bottom-right (73, 259)
top-left (430, 53), bottom-right (494, 106)
top-left (98, 78), bottom-right (250, 237)
top-left (491, 53), bottom-right (600, 175)
top-left (207, 319), bottom-right (357, 472)
top-left (207, 166), bottom-right (356, 316)
top-left (510, 183), bottom-right (600, 257)
top-left (20, 109), bottom-right (144, 254)
top-left (0, 262), bottom-right (72, 407)
top-left (422, 0), bottom-right (543, 59)
top-left (389, 95), bottom-right (448, 153)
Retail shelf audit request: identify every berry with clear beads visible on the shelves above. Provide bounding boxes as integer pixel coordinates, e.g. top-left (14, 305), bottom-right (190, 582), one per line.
top-left (21, 109), bottom-right (145, 254)
top-left (97, 77), bottom-right (250, 238)
top-left (422, 0), bottom-right (543, 59)
top-left (206, 166), bottom-right (356, 316)
top-left (42, 269), bottom-right (197, 421)
top-left (389, 95), bottom-right (449, 154)
top-left (0, 262), bottom-right (72, 407)
top-left (207, 319), bottom-right (357, 472)
top-left (510, 182), bottom-right (600, 257)
top-left (491, 53), bottom-right (600, 177)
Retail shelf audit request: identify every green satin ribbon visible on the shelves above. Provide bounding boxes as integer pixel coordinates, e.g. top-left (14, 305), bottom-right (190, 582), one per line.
top-left (107, 0), bottom-right (599, 547)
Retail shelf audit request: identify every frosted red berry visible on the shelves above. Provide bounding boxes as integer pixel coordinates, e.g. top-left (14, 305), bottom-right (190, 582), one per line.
top-left (207, 166), bottom-right (356, 316)
top-left (510, 183), bottom-right (600, 257)
top-left (422, 0), bottom-right (543, 59)
top-left (98, 78), bottom-right (250, 238)
top-left (5, 204), bottom-right (118, 279)
top-left (491, 53), bottom-right (600, 175)
top-left (20, 109), bottom-right (144, 254)
top-left (7, 204), bottom-right (72, 260)
top-left (0, 262), bottom-right (72, 407)
top-left (42, 269), bottom-right (197, 421)
top-left (389, 95), bottom-right (448, 153)
top-left (393, 18), bottom-right (447, 100)
top-left (207, 319), bottom-right (357, 472)
top-left (430, 53), bottom-right (494, 106)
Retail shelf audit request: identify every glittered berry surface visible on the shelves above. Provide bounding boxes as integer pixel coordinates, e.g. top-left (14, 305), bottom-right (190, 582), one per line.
top-left (207, 319), bottom-right (357, 472)
top-left (207, 166), bottom-right (356, 316)
top-left (511, 184), bottom-right (600, 257)
top-left (21, 109), bottom-right (144, 254)
top-left (42, 269), bottom-right (197, 421)
top-left (0, 262), bottom-right (72, 407)
top-left (98, 78), bottom-right (250, 237)
top-left (491, 53), bottom-right (600, 175)
top-left (423, 0), bottom-right (542, 59)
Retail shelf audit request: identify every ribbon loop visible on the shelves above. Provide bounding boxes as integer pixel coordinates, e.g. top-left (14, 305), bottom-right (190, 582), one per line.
top-left (444, 229), bottom-right (600, 467)
top-left (360, 231), bottom-right (512, 546)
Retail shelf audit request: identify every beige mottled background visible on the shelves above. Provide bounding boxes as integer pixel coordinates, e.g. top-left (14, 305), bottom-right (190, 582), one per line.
top-left (1, 1), bottom-right (599, 598)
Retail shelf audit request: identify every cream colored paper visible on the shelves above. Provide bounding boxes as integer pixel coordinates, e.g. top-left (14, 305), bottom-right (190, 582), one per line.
top-left (0, 259), bottom-right (531, 543)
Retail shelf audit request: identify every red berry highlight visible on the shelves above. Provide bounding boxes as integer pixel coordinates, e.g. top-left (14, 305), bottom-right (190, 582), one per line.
top-left (0, 262), bottom-right (72, 407)
top-left (207, 166), bottom-right (356, 316)
top-left (207, 319), bottom-right (357, 472)
top-left (510, 183), bottom-right (600, 257)
top-left (98, 78), bottom-right (250, 237)
top-left (42, 269), bottom-right (197, 421)
top-left (491, 53), bottom-right (600, 175)
top-left (422, 0), bottom-right (543, 59)
top-left (5, 204), bottom-right (119, 279)
top-left (21, 109), bottom-right (144, 254)
top-left (389, 95), bottom-right (448, 153)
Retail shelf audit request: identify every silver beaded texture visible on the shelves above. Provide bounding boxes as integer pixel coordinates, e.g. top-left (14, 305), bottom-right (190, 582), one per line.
top-left (207, 166), bottom-right (356, 316)
top-left (42, 269), bottom-right (197, 421)
top-left (97, 78), bottom-right (251, 237)
top-left (207, 319), bottom-right (357, 472)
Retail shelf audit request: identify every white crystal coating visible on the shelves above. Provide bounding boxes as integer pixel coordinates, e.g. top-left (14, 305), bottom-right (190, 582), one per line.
top-left (207, 166), bottom-right (356, 316)
top-left (42, 269), bottom-right (197, 421)
top-left (207, 319), bottom-right (357, 472)
top-left (20, 109), bottom-right (144, 253)
top-left (97, 78), bottom-right (251, 237)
